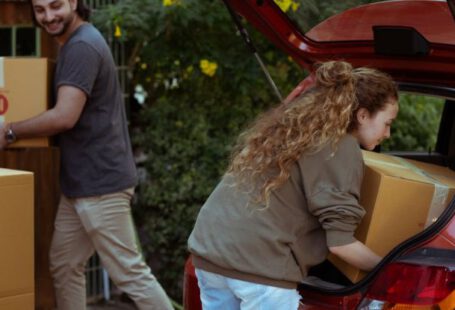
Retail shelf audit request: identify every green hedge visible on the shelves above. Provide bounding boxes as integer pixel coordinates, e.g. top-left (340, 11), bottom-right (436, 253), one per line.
top-left (132, 78), bottom-right (276, 300)
top-left (382, 94), bottom-right (444, 152)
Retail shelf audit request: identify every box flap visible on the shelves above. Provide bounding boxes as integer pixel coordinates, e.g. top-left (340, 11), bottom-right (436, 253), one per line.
top-left (406, 158), bottom-right (455, 188)
top-left (0, 169), bottom-right (33, 186)
top-left (0, 168), bottom-right (32, 177)
top-left (363, 151), bottom-right (444, 185)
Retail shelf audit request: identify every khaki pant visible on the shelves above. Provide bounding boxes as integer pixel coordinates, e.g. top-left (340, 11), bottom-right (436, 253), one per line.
top-left (49, 188), bottom-right (173, 310)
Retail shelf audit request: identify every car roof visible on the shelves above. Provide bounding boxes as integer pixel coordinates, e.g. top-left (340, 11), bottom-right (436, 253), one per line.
top-left (224, 0), bottom-right (455, 88)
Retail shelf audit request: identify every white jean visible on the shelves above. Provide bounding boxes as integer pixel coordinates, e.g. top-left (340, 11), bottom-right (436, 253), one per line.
top-left (49, 188), bottom-right (173, 310)
top-left (195, 268), bottom-right (300, 310)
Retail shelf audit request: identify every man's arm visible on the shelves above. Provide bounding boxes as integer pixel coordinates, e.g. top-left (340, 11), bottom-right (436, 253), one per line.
top-left (0, 85), bottom-right (86, 149)
top-left (329, 240), bottom-right (382, 271)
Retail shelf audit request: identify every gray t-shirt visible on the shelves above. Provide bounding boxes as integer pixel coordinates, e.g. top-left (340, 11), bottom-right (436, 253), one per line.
top-left (55, 23), bottom-right (137, 198)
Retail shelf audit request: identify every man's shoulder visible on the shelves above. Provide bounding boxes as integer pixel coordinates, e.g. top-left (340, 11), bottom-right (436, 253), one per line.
top-left (66, 24), bottom-right (108, 55)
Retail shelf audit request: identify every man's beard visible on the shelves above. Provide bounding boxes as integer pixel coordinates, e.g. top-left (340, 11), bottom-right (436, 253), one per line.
top-left (41, 13), bottom-right (74, 37)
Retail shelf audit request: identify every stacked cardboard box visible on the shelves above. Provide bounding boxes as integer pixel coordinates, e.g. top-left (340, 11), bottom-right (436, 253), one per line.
top-left (0, 168), bottom-right (34, 309)
top-left (0, 57), bottom-right (52, 147)
top-left (329, 151), bottom-right (455, 282)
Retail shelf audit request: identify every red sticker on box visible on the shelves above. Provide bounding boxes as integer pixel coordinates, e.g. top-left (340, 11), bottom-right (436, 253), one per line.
top-left (0, 94), bottom-right (8, 115)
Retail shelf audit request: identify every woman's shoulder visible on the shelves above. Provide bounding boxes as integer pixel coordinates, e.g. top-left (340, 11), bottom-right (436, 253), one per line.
top-left (299, 134), bottom-right (361, 167)
top-left (338, 134), bottom-right (361, 152)
top-left (332, 134), bottom-right (362, 162)
top-left (321, 134), bottom-right (361, 156)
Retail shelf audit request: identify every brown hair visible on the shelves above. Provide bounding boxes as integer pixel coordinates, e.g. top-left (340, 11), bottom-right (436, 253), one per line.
top-left (29, 0), bottom-right (91, 24)
top-left (227, 60), bottom-right (398, 204)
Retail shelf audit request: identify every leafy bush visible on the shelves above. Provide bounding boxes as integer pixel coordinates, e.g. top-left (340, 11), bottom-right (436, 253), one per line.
top-left (382, 94), bottom-right (444, 152)
top-left (132, 78), bottom-right (273, 300)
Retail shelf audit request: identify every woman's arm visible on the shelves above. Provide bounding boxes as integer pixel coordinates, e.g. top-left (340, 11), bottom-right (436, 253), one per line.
top-left (329, 240), bottom-right (382, 271)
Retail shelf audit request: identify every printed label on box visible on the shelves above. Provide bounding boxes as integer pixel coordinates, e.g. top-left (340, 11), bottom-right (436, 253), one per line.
top-left (0, 94), bottom-right (9, 116)
top-left (0, 57), bottom-right (4, 88)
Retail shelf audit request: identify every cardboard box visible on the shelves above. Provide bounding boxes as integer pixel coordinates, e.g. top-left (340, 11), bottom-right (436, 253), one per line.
top-left (0, 168), bottom-right (34, 308)
top-left (329, 151), bottom-right (455, 282)
top-left (0, 293), bottom-right (34, 310)
top-left (0, 57), bottom-right (53, 147)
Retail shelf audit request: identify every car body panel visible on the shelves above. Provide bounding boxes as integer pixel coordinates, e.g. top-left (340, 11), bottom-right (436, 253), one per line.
top-left (224, 0), bottom-right (455, 87)
top-left (183, 257), bottom-right (202, 310)
top-left (306, 1), bottom-right (455, 44)
top-left (423, 211), bottom-right (455, 249)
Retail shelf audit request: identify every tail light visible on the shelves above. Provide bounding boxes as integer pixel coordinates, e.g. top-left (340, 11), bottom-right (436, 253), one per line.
top-left (183, 257), bottom-right (202, 310)
top-left (359, 261), bottom-right (455, 309)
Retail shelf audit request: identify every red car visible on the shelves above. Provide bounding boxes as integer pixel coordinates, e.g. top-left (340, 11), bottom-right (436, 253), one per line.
top-left (184, 1), bottom-right (455, 309)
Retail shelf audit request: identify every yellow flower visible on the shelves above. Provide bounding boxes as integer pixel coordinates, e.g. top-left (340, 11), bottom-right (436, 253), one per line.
top-left (114, 24), bottom-right (122, 38)
top-left (274, 0), bottom-right (299, 12)
top-left (291, 1), bottom-right (300, 11)
top-left (141, 63), bottom-right (148, 70)
top-left (163, 0), bottom-right (178, 6)
top-left (183, 65), bottom-right (194, 79)
top-left (199, 59), bottom-right (218, 77)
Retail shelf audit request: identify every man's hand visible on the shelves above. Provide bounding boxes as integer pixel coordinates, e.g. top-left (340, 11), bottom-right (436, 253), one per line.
top-left (9, 85), bottom-right (87, 139)
top-left (0, 122), bottom-right (7, 150)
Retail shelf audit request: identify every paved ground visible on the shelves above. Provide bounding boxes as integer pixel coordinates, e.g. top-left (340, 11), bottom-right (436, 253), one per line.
top-left (86, 293), bottom-right (182, 309)
top-left (87, 300), bottom-right (136, 310)
top-left (86, 295), bottom-right (137, 310)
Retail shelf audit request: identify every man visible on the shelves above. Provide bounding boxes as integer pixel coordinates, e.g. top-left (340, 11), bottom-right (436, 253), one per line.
top-left (0, 0), bottom-right (173, 309)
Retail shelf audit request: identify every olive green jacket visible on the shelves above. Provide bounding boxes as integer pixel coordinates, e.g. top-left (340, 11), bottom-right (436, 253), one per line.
top-left (188, 135), bottom-right (365, 288)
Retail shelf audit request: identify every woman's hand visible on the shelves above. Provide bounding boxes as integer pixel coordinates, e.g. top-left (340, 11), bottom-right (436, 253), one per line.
top-left (329, 240), bottom-right (382, 271)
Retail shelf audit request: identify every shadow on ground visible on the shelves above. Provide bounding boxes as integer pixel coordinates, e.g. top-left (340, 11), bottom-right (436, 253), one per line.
top-left (87, 294), bottom-right (136, 309)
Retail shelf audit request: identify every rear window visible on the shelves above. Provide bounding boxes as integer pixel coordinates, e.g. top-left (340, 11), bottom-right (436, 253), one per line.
top-left (382, 93), bottom-right (444, 152)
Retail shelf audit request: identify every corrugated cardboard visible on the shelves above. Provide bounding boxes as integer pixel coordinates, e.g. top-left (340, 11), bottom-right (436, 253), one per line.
top-left (0, 57), bottom-right (53, 147)
top-left (0, 293), bottom-right (34, 310)
top-left (329, 151), bottom-right (455, 282)
top-left (0, 168), bottom-right (34, 308)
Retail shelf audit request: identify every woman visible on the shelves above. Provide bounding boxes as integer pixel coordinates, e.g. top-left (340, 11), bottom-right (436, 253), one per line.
top-left (188, 60), bottom-right (399, 310)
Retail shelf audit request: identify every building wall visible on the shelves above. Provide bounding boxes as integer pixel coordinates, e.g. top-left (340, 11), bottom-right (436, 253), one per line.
top-left (0, 1), bottom-right (58, 59)
top-left (0, 2), bottom-right (30, 25)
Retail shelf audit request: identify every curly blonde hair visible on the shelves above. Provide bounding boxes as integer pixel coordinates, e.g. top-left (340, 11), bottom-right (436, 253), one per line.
top-left (227, 61), bottom-right (398, 204)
